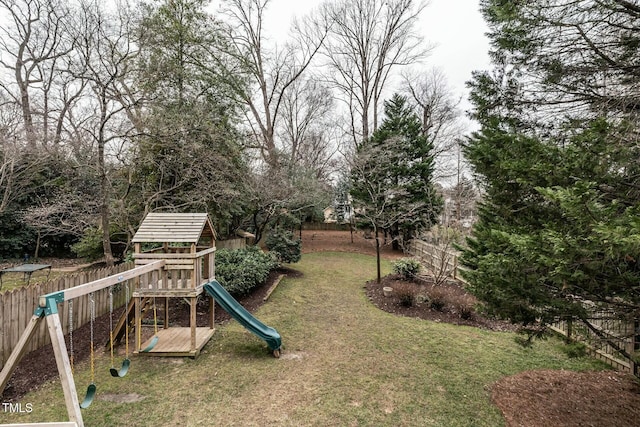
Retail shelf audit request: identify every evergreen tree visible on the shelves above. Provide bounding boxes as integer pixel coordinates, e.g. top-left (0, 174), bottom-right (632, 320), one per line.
top-left (132, 0), bottom-right (249, 232)
top-left (351, 94), bottom-right (442, 251)
top-left (461, 0), bottom-right (640, 343)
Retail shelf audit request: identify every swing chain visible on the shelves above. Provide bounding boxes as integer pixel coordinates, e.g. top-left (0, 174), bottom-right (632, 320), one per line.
top-left (68, 300), bottom-right (74, 373)
top-left (109, 287), bottom-right (114, 367)
top-left (89, 293), bottom-right (95, 383)
top-left (125, 283), bottom-right (129, 357)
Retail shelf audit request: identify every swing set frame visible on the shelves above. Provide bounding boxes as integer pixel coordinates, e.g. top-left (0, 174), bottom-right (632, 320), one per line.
top-left (0, 260), bottom-right (165, 427)
top-left (1, 213), bottom-right (218, 426)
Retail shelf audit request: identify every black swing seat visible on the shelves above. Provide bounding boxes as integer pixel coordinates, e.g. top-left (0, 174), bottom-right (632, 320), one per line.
top-left (110, 358), bottom-right (131, 377)
top-left (140, 335), bottom-right (159, 353)
top-left (79, 383), bottom-right (96, 409)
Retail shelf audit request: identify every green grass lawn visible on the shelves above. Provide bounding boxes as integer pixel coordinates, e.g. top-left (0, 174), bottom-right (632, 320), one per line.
top-left (0, 252), bottom-right (606, 426)
top-left (0, 269), bottom-right (65, 292)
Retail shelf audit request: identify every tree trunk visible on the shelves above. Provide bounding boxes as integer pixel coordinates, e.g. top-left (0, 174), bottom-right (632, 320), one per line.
top-left (34, 231), bottom-right (41, 259)
top-left (392, 225), bottom-right (400, 251)
top-left (350, 220), bottom-right (354, 243)
top-left (99, 90), bottom-right (114, 267)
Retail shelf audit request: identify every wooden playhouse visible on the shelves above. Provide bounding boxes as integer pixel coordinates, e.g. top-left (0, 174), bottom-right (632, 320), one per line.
top-left (130, 212), bottom-right (217, 357)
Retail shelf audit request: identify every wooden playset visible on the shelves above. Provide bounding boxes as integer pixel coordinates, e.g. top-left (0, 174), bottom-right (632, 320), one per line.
top-left (0, 213), bottom-right (282, 427)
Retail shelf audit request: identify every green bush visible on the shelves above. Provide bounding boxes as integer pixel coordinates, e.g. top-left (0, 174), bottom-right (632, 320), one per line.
top-left (392, 258), bottom-right (421, 279)
top-left (215, 246), bottom-right (278, 296)
top-left (71, 227), bottom-right (104, 260)
top-left (265, 229), bottom-right (302, 264)
top-left (561, 341), bottom-right (588, 358)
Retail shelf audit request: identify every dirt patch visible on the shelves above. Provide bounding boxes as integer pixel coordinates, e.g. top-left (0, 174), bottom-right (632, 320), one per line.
top-left (300, 229), bottom-right (404, 259)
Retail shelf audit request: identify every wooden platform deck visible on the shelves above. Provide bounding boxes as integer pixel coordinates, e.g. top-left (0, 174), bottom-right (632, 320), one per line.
top-left (132, 281), bottom-right (206, 298)
top-left (135, 327), bottom-right (215, 358)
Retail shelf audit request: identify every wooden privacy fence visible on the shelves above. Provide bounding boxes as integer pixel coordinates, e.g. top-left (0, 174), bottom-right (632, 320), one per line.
top-left (408, 239), bottom-right (639, 375)
top-left (302, 222), bottom-right (351, 231)
top-left (216, 238), bottom-right (247, 250)
top-left (0, 261), bottom-right (134, 367)
top-left (550, 311), bottom-right (639, 375)
top-left (407, 239), bottom-right (466, 283)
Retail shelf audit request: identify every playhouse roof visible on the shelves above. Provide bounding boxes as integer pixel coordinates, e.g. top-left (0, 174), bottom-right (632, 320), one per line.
top-left (132, 213), bottom-right (216, 243)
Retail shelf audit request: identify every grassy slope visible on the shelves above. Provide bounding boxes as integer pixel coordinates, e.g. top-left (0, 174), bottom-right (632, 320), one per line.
top-left (0, 252), bottom-right (605, 426)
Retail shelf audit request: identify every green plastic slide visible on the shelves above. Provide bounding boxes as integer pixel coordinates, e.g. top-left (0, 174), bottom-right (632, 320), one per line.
top-left (203, 280), bottom-right (282, 356)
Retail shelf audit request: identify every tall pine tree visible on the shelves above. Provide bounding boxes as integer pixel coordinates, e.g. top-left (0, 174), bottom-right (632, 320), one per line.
top-left (461, 1), bottom-right (640, 345)
top-left (351, 94), bottom-right (442, 253)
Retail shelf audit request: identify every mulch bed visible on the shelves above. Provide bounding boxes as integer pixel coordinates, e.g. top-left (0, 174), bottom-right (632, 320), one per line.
top-left (492, 369), bottom-right (640, 427)
top-left (365, 273), bottom-right (517, 332)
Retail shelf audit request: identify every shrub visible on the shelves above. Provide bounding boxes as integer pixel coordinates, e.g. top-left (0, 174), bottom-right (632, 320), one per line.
top-left (215, 246), bottom-right (278, 296)
top-left (394, 282), bottom-right (417, 307)
top-left (392, 257), bottom-right (421, 279)
top-left (428, 286), bottom-right (448, 311)
top-left (266, 229), bottom-right (302, 264)
top-left (453, 294), bottom-right (477, 320)
top-left (71, 227), bottom-right (104, 261)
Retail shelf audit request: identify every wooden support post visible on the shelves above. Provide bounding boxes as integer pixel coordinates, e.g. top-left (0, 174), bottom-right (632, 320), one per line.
top-left (0, 314), bottom-right (43, 395)
top-left (112, 298), bottom-right (135, 344)
top-left (191, 243), bottom-right (197, 286)
top-left (211, 251), bottom-right (215, 280)
top-left (47, 313), bottom-right (83, 426)
top-left (134, 297), bottom-right (141, 351)
top-left (162, 267), bottom-right (168, 292)
top-left (453, 256), bottom-right (458, 280)
top-left (190, 296), bottom-right (197, 352)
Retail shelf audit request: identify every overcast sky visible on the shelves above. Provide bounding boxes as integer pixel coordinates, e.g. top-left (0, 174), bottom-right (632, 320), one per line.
top-left (253, 0), bottom-right (492, 115)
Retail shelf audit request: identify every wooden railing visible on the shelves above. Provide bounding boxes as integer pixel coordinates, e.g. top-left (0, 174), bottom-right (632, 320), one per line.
top-left (133, 246), bottom-right (215, 295)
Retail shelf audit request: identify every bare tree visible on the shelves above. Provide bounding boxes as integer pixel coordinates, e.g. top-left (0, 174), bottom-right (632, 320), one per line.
top-left (318, 0), bottom-right (429, 147)
top-left (278, 77), bottom-right (339, 181)
top-left (68, 0), bottom-right (140, 266)
top-left (402, 68), bottom-right (464, 183)
top-left (0, 134), bottom-right (45, 214)
top-left (218, 0), bottom-right (329, 166)
top-left (0, 0), bottom-right (76, 149)
top-left (22, 191), bottom-right (101, 258)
